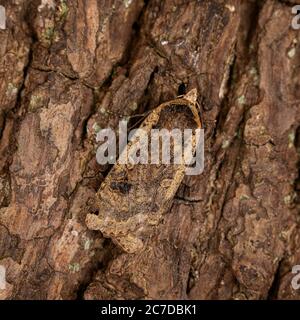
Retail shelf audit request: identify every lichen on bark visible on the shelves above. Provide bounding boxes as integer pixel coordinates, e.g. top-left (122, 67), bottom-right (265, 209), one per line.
top-left (0, 0), bottom-right (299, 300)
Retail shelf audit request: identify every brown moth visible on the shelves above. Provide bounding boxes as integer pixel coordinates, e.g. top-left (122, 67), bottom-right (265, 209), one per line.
top-left (86, 89), bottom-right (202, 253)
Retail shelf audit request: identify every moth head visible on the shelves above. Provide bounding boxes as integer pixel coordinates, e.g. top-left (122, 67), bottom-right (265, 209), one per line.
top-left (184, 88), bottom-right (197, 105)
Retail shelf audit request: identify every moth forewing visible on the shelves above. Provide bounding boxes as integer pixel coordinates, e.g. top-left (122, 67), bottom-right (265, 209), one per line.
top-left (86, 89), bottom-right (202, 253)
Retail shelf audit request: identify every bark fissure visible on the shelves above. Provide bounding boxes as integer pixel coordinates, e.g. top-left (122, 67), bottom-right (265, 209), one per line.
top-left (0, 0), bottom-right (299, 300)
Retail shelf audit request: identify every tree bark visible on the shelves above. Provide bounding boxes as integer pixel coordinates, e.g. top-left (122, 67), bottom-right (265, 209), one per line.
top-left (0, 0), bottom-right (299, 300)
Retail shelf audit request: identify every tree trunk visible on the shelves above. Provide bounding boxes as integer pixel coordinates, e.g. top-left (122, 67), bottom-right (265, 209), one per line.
top-left (0, 0), bottom-right (299, 300)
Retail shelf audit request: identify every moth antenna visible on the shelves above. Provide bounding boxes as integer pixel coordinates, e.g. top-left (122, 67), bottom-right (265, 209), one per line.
top-left (127, 110), bottom-right (152, 130)
top-left (127, 110), bottom-right (152, 119)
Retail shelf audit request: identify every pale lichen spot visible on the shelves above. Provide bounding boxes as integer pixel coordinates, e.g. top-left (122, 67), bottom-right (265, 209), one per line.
top-left (43, 27), bottom-right (56, 42)
top-left (38, 0), bottom-right (56, 12)
top-left (225, 4), bottom-right (235, 13)
top-left (99, 106), bottom-right (107, 114)
top-left (284, 195), bottom-right (291, 205)
top-left (89, 251), bottom-right (95, 257)
top-left (92, 122), bottom-right (101, 133)
top-left (129, 102), bottom-right (138, 111)
top-left (124, 0), bottom-right (133, 9)
top-left (274, 9), bottom-right (281, 17)
top-left (249, 67), bottom-right (259, 85)
top-left (259, 126), bottom-right (266, 135)
top-left (29, 95), bottom-right (43, 111)
top-left (288, 132), bottom-right (295, 148)
top-left (69, 263), bottom-right (80, 273)
top-left (71, 230), bottom-right (78, 237)
top-left (284, 193), bottom-right (296, 205)
top-left (240, 194), bottom-right (250, 201)
top-left (58, 0), bottom-right (68, 19)
top-left (288, 47), bottom-right (296, 59)
top-left (84, 239), bottom-right (92, 250)
top-left (222, 139), bottom-right (230, 149)
top-left (237, 95), bottom-right (246, 106)
top-left (250, 68), bottom-right (257, 75)
top-left (6, 83), bottom-right (18, 96)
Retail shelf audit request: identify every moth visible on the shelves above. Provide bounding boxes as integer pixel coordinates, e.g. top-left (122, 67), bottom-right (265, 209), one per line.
top-left (86, 89), bottom-right (202, 253)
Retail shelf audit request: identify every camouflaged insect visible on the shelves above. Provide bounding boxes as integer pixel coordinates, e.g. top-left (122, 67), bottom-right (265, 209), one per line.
top-left (86, 89), bottom-right (202, 253)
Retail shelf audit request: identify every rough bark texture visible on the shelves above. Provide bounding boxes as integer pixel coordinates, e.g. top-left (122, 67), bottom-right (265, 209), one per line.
top-left (0, 0), bottom-right (299, 300)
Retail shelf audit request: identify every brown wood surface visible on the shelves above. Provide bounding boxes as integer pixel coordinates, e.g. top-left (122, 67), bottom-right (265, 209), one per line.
top-left (0, 0), bottom-right (299, 299)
